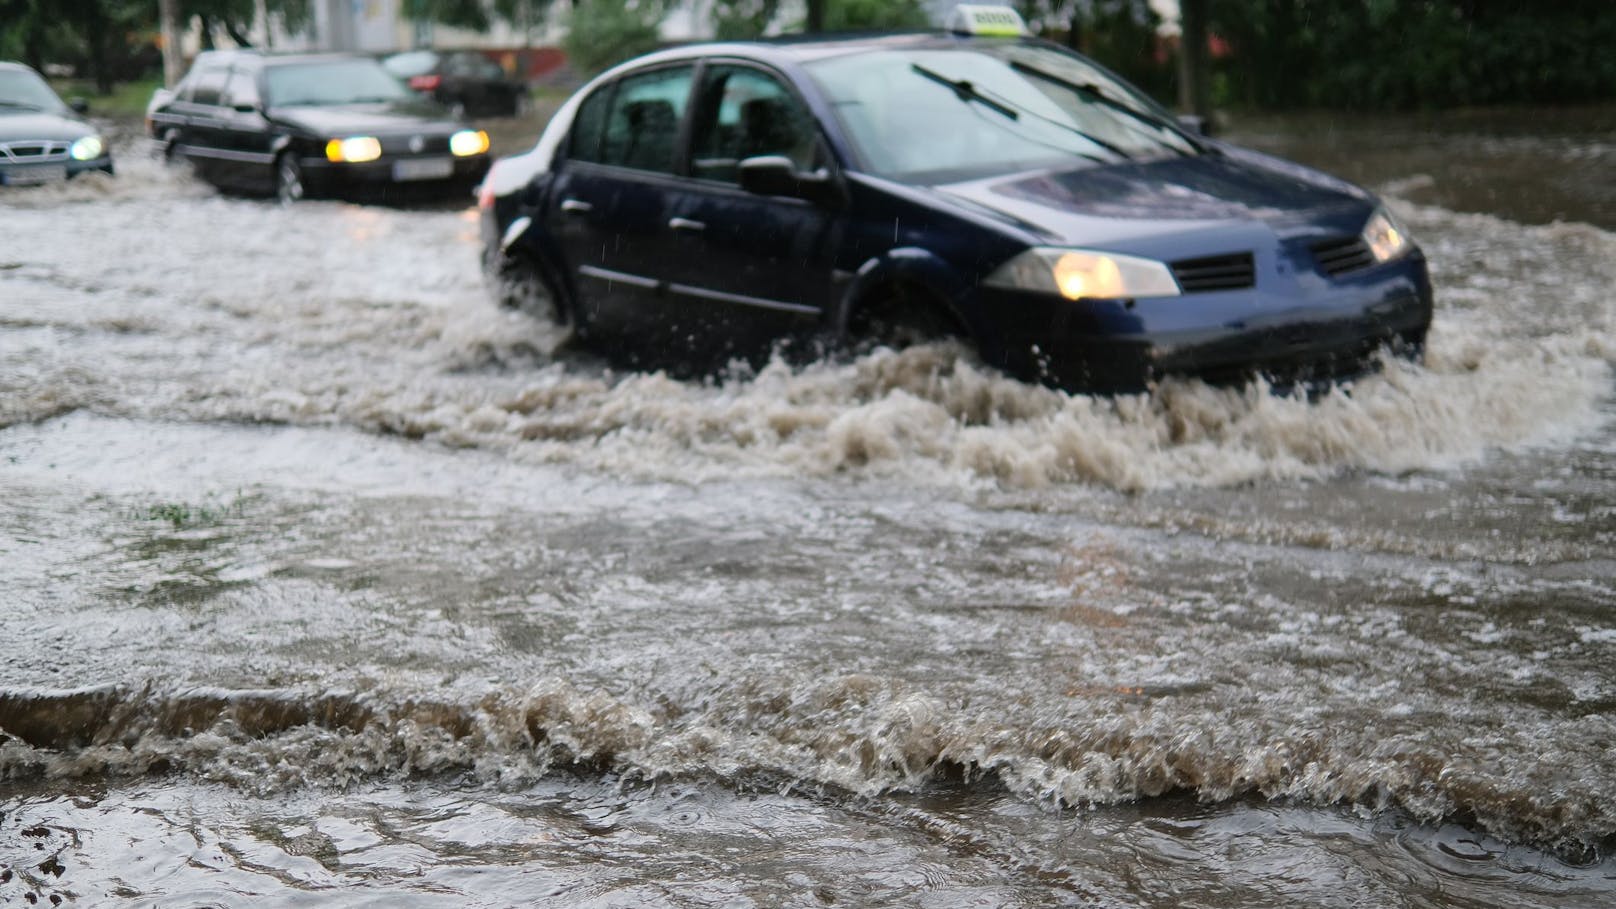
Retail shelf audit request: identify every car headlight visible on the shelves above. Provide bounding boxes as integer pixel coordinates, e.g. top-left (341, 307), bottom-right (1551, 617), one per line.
top-left (1362, 206), bottom-right (1412, 263)
top-left (449, 129), bottom-right (489, 157)
top-left (983, 247), bottom-right (1180, 300)
top-left (69, 135), bottom-right (104, 161)
top-left (325, 136), bottom-right (382, 163)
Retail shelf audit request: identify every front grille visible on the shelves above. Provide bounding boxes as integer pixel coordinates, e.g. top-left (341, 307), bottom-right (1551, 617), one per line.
top-left (1310, 235), bottom-right (1376, 277)
top-left (1170, 252), bottom-right (1255, 293)
top-left (379, 134), bottom-right (452, 156)
top-left (0, 141), bottom-right (69, 163)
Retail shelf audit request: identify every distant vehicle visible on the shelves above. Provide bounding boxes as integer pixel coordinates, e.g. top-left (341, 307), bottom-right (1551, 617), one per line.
top-left (477, 6), bottom-right (1432, 393)
top-left (382, 49), bottom-right (528, 119)
top-left (0, 61), bottom-right (113, 186)
top-left (147, 50), bottom-right (491, 203)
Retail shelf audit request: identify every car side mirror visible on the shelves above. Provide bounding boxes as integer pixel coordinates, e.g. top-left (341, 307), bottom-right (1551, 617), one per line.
top-left (737, 155), bottom-right (837, 205)
top-left (1177, 114), bottom-right (1213, 138)
top-left (69, 97), bottom-right (89, 115)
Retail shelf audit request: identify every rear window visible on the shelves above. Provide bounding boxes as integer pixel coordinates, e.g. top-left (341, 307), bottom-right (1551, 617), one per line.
top-left (579, 66), bottom-right (694, 174)
top-left (186, 66), bottom-right (230, 106)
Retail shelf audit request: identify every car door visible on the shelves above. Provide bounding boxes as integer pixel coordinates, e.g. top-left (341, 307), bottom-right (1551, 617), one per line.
top-left (659, 63), bottom-right (842, 359)
top-left (546, 64), bottom-right (696, 355)
top-left (172, 64), bottom-right (231, 180)
top-left (215, 66), bottom-right (274, 190)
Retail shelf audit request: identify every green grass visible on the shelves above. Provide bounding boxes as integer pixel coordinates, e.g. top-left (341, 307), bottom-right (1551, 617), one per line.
top-left (49, 76), bottom-right (164, 120)
top-left (130, 493), bottom-right (253, 529)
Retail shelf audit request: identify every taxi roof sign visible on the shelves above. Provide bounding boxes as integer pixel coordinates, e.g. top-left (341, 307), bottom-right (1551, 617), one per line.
top-left (946, 4), bottom-right (1028, 38)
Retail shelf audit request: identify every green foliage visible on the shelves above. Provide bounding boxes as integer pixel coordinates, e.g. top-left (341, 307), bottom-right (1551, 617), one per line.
top-left (820, 0), bottom-right (929, 31)
top-left (1059, 0), bottom-right (1172, 104)
top-left (711, 0), bottom-right (778, 40)
top-left (565, 0), bottom-right (666, 76)
top-left (132, 495), bottom-right (250, 529)
top-left (402, 0), bottom-right (551, 32)
top-left (0, 0), bottom-right (154, 89)
top-left (1207, 0), bottom-right (1616, 109)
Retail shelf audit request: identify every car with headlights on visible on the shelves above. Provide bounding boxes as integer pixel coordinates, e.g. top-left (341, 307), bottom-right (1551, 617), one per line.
top-left (0, 62), bottom-right (113, 186)
top-left (478, 5), bottom-right (1431, 392)
top-left (148, 50), bottom-right (491, 203)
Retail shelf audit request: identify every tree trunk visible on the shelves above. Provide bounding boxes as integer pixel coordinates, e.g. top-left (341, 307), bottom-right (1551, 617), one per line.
top-left (198, 14), bottom-right (216, 50)
top-left (84, 5), bottom-right (112, 94)
top-left (1066, 6), bottom-right (1082, 52)
top-left (805, 0), bottom-right (824, 33)
top-left (1176, 0), bottom-right (1212, 122)
top-left (159, 0), bottom-right (184, 87)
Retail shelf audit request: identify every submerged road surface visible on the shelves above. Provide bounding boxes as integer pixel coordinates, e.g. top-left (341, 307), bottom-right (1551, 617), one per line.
top-left (1, 138), bottom-right (1614, 907)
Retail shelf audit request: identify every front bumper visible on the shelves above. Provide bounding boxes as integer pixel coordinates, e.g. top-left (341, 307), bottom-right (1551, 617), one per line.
top-left (299, 153), bottom-right (490, 192)
top-left (0, 156), bottom-right (114, 186)
top-left (982, 251), bottom-right (1434, 393)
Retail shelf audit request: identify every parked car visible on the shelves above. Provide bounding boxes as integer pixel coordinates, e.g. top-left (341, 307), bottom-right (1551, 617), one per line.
top-left (0, 61), bottom-right (113, 186)
top-left (148, 50), bottom-right (491, 203)
top-left (382, 50), bottom-right (527, 119)
top-left (478, 6), bottom-right (1432, 393)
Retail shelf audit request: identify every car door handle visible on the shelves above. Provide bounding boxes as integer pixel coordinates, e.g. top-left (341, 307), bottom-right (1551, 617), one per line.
top-left (668, 217), bottom-right (705, 232)
top-left (560, 198), bottom-right (593, 214)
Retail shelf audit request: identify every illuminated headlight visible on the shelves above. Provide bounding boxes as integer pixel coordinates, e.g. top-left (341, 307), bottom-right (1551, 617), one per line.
top-left (449, 129), bottom-right (489, 157)
top-left (69, 135), bottom-right (104, 161)
top-left (325, 136), bottom-right (382, 163)
top-left (983, 247), bottom-right (1180, 300)
top-left (1362, 206), bottom-right (1412, 263)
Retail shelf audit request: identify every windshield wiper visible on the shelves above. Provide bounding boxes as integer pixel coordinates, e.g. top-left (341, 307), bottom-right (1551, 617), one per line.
top-left (0, 100), bottom-right (48, 111)
top-left (1009, 60), bottom-right (1207, 154)
top-left (910, 64), bottom-right (1019, 121)
top-left (910, 63), bottom-right (1127, 162)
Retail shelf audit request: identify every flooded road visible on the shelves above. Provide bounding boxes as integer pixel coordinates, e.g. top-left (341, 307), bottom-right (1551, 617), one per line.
top-left (1, 117), bottom-right (1614, 907)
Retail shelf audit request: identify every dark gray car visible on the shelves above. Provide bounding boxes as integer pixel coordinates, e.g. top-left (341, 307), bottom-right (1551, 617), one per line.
top-left (0, 62), bottom-right (113, 186)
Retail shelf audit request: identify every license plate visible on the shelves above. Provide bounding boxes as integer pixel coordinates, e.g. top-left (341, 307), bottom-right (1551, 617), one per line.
top-left (4, 165), bottom-right (67, 186)
top-left (392, 157), bottom-right (453, 181)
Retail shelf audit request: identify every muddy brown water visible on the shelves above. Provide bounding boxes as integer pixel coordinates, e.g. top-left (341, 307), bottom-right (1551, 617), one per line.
top-left (0, 108), bottom-right (1613, 907)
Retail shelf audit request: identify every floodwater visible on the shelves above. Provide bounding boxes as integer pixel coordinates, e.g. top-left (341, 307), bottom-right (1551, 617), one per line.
top-left (1, 111), bottom-right (1613, 907)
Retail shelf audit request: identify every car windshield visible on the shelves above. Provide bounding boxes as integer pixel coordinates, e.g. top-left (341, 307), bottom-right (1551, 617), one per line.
top-left (0, 68), bottom-right (66, 113)
top-left (265, 59), bottom-right (411, 106)
top-left (382, 51), bottom-right (438, 79)
top-left (806, 43), bottom-right (1199, 184)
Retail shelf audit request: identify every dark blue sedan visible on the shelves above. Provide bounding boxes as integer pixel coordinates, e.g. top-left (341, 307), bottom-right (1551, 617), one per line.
top-left (478, 12), bottom-right (1431, 393)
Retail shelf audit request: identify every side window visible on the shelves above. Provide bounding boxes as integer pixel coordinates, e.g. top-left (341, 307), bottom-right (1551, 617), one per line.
top-left (222, 69), bottom-right (259, 109)
top-left (187, 66), bottom-right (229, 106)
top-left (567, 85), bottom-right (612, 164)
top-left (598, 66), bottom-right (694, 174)
top-left (690, 65), bottom-right (818, 184)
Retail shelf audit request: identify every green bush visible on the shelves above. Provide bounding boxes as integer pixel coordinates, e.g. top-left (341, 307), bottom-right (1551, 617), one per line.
top-left (564, 0), bottom-right (666, 76)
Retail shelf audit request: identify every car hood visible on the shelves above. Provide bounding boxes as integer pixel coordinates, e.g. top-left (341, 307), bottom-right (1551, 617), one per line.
top-left (934, 149), bottom-right (1375, 252)
top-left (268, 100), bottom-right (459, 137)
top-left (0, 109), bottom-right (95, 143)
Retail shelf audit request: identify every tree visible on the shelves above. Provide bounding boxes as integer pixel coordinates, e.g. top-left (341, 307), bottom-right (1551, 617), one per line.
top-left (711, 0), bottom-right (778, 40)
top-left (819, 0), bottom-right (927, 31)
top-left (180, 0), bottom-right (310, 49)
top-left (564, 0), bottom-right (665, 76)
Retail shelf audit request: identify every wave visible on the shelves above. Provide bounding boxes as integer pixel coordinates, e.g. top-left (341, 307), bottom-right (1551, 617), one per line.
top-left (3, 679), bottom-right (1610, 858)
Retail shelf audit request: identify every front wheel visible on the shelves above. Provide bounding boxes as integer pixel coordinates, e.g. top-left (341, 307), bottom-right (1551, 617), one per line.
top-left (274, 152), bottom-right (304, 205)
top-left (491, 254), bottom-right (570, 329)
top-left (849, 289), bottom-right (963, 353)
top-left (157, 130), bottom-right (181, 165)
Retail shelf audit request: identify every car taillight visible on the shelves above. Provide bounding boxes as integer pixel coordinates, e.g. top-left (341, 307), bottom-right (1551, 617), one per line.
top-left (408, 75), bottom-right (442, 92)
